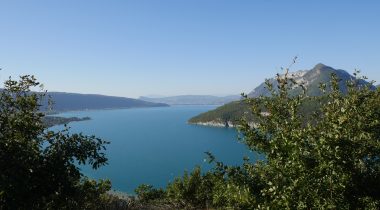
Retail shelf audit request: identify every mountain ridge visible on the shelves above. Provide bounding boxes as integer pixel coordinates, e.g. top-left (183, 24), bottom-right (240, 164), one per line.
top-left (248, 63), bottom-right (368, 98)
top-left (41, 92), bottom-right (169, 112)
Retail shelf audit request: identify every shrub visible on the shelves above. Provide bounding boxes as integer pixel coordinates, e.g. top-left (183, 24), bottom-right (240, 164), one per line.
top-left (0, 75), bottom-right (111, 209)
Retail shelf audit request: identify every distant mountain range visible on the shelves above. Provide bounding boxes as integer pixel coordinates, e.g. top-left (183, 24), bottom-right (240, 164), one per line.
top-left (42, 92), bottom-right (169, 112)
top-left (139, 95), bottom-right (241, 105)
top-left (189, 63), bottom-right (375, 127)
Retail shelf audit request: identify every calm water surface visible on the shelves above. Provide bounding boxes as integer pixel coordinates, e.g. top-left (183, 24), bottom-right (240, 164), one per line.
top-left (53, 105), bottom-right (256, 193)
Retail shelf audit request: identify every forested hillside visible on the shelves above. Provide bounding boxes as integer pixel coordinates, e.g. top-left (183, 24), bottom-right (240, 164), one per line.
top-left (189, 64), bottom-right (374, 127)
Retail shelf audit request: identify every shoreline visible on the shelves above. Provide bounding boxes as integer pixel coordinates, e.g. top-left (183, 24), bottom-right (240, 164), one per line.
top-left (188, 120), bottom-right (235, 128)
top-left (189, 121), bottom-right (256, 129)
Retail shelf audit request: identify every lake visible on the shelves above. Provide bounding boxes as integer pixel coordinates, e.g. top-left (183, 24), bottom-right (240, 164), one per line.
top-left (52, 105), bottom-right (256, 193)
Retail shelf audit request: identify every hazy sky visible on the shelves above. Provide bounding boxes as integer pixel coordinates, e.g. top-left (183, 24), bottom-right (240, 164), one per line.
top-left (0, 0), bottom-right (379, 98)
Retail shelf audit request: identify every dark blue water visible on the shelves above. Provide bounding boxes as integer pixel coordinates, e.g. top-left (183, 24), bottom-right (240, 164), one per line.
top-left (52, 105), bottom-right (256, 193)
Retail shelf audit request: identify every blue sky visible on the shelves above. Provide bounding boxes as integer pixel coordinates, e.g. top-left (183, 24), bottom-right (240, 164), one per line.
top-left (0, 0), bottom-right (379, 98)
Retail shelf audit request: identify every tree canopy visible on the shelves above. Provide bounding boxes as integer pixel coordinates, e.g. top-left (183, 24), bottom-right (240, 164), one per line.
top-left (0, 75), bottom-right (112, 209)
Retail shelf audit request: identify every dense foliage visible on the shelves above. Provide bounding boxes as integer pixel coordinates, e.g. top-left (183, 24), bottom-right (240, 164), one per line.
top-left (138, 66), bottom-right (380, 209)
top-left (0, 76), bottom-right (112, 209)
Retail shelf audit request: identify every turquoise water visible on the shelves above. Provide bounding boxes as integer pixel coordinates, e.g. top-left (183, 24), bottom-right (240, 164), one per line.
top-left (52, 105), bottom-right (255, 193)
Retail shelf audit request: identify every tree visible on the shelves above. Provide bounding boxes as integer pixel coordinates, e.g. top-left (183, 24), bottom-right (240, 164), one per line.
top-left (0, 75), bottom-right (111, 209)
top-left (231, 64), bottom-right (380, 209)
top-left (139, 63), bottom-right (380, 209)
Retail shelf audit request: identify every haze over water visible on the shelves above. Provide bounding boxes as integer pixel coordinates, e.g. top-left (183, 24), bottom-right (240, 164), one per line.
top-left (52, 105), bottom-right (256, 193)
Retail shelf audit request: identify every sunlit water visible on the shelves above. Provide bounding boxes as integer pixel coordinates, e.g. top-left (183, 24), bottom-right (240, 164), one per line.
top-left (52, 105), bottom-right (258, 193)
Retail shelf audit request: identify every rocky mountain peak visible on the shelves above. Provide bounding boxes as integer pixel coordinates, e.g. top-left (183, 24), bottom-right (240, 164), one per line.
top-left (311, 63), bottom-right (335, 73)
top-left (248, 63), bottom-right (373, 98)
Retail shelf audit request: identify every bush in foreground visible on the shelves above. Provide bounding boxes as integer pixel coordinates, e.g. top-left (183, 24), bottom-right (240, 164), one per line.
top-left (137, 66), bottom-right (380, 209)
